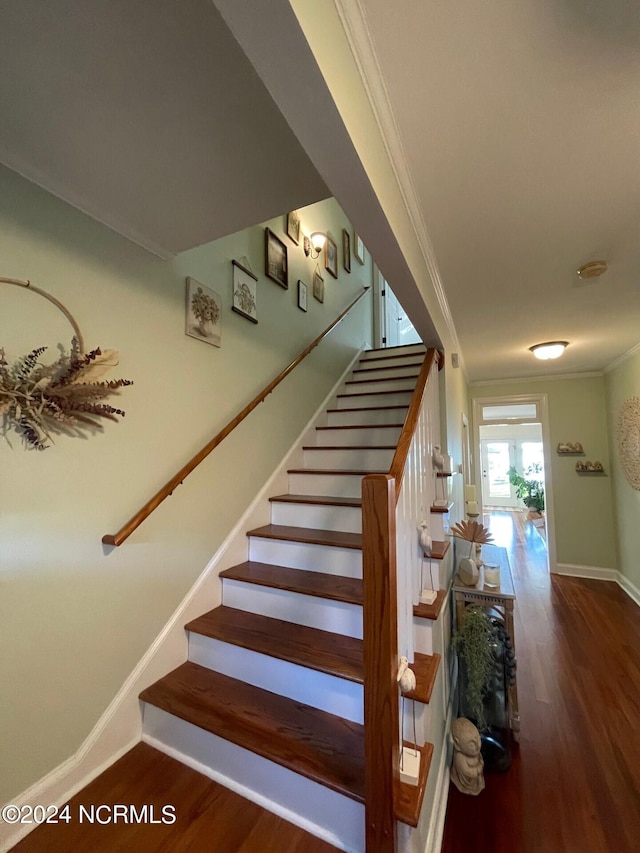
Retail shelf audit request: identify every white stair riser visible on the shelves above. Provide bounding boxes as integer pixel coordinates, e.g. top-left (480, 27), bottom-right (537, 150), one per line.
top-left (358, 354), bottom-right (425, 370)
top-left (271, 500), bottom-right (361, 533)
top-left (343, 377), bottom-right (417, 394)
top-left (303, 447), bottom-right (394, 470)
top-left (222, 579), bottom-right (363, 638)
top-left (428, 514), bottom-right (448, 541)
top-left (188, 634), bottom-right (364, 723)
top-left (249, 537), bottom-right (362, 578)
top-left (143, 709), bottom-right (365, 853)
top-left (413, 617), bottom-right (434, 655)
top-left (315, 425), bottom-right (402, 446)
top-left (327, 407), bottom-right (409, 427)
top-left (351, 364), bottom-right (424, 382)
top-left (336, 391), bottom-right (413, 409)
top-left (402, 700), bottom-right (430, 747)
top-left (288, 472), bottom-right (364, 499)
top-left (360, 345), bottom-right (425, 361)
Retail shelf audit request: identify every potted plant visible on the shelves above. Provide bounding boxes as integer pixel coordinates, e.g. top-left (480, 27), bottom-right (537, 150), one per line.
top-left (507, 464), bottom-right (544, 524)
top-left (452, 607), bottom-right (495, 730)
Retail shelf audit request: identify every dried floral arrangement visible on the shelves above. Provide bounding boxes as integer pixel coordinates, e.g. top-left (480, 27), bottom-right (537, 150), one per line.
top-left (451, 519), bottom-right (493, 547)
top-left (191, 286), bottom-right (220, 325)
top-left (0, 338), bottom-right (132, 450)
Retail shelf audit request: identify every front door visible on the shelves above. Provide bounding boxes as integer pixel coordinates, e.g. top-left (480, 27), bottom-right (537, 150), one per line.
top-left (480, 440), bottom-right (518, 508)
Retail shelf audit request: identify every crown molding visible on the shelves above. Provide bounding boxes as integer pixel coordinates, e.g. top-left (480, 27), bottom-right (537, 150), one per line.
top-left (604, 341), bottom-right (640, 374)
top-left (470, 371), bottom-right (603, 387)
top-left (334, 0), bottom-right (464, 372)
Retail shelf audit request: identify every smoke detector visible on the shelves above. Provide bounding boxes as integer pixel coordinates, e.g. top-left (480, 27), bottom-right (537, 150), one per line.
top-left (577, 260), bottom-right (607, 280)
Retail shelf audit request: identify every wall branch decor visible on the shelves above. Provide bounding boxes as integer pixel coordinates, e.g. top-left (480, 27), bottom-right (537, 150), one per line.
top-left (617, 396), bottom-right (640, 489)
top-left (0, 277), bottom-right (132, 450)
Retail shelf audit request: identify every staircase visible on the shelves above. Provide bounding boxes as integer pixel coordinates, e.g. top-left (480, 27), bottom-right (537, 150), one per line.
top-left (139, 343), bottom-right (447, 853)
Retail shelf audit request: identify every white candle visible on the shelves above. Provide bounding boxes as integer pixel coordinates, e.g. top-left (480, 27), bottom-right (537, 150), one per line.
top-left (465, 484), bottom-right (477, 502)
top-left (484, 564), bottom-right (500, 588)
top-left (467, 501), bottom-right (478, 514)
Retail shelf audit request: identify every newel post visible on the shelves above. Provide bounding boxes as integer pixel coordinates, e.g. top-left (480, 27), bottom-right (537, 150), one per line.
top-left (362, 473), bottom-right (399, 853)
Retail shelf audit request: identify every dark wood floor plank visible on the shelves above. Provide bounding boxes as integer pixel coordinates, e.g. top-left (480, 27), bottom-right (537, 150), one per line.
top-left (140, 663), bottom-right (365, 802)
top-left (442, 509), bottom-right (640, 853)
top-left (186, 606), bottom-right (364, 682)
top-left (220, 561), bottom-right (363, 605)
top-left (247, 524), bottom-right (362, 550)
top-left (10, 743), bottom-right (342, 853)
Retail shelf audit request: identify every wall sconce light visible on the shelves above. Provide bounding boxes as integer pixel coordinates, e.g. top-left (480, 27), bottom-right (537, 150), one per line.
top-left (529, 341), bottom-right (569, 360)
top-left (303, 232), bottom-right (326, 259)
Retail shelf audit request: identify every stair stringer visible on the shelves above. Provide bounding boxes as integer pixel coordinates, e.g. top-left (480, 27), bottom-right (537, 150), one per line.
top-left (0, 343), bottom-right (367, 853)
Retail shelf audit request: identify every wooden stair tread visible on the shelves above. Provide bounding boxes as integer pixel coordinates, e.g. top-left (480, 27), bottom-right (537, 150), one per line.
top-left (345, 375), bottom-right (419, 385)
top-left (186, 606), bottom-right (364, 682)
top-left (140, 662), bottom-right (365, 802)
top-left (288, 468), bottom-right (386, 476)
top-left (336, 390), bottom-right (414, 399)
top-left (247, 524), bottom-right (362, 550)
top-left (316, 424), bottom-right (405, 431)
top-left (269, 493), bottom-right (362, 508)
top-left (326, 405), bottom-right (409, 414)
top-left (431, 502), bottom-right (454, 513)
top-left (403, 653), bottom-right (441, 704)
top-left (394, 741), bottom-right (434, 827)
top-left (413, 589), bottom-right (447, 621)
top-left (363, 345), bottom-right (425, 355)
top-left (220, 561), bottom-right (363, 605)
top-left (302, 444), bottom-right (397, 451)
top-left (353, 362), bottom-right (423, 375)
top-left (427, 540), bottom-right (450, 560)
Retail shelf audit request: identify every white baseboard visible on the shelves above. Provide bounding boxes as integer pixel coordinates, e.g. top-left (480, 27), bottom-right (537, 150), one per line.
top-left (424, 711), bottom-right (453, 853)
top-left (554, 563), bottom-right (618, 582)
top-left (0, 346), bottom-right (366, 853)
top-left (616, 572), bottom-right (640, 608)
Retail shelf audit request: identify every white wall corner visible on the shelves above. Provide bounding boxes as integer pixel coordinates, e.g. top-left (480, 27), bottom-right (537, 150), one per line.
top-left (553, 563), bottom-right (618, 582)
top-left (616, 571), bottom-right (640, 608)
top-left (0, 345), bottom-right (366, 853)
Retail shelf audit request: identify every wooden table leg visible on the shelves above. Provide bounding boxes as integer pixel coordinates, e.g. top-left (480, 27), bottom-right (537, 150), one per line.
top-left (505, 599), bottom-right (520, 741)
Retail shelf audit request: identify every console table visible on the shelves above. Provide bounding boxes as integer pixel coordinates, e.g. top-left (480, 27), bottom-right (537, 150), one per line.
top-left (453, 544), bottom-right (520, 740)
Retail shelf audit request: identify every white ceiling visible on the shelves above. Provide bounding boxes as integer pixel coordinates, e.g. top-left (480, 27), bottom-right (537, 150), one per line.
top-left (353, 0), bottom-right (640, 380)
top-left (0, 0), bottom-right (328, 257)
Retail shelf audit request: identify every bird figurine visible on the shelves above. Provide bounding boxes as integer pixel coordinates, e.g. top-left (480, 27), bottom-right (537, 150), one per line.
top-left (397, 656), bottom-right (417, 693)
top-left (432, 444), bottom-right (445, 472)
top-left (418, 520), bottom-right (432, 556)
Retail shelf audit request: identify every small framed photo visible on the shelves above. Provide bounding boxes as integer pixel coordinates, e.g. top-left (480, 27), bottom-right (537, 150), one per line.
top-left (324, 234), bottom-right (338, 279)
top-left (286, 210), bottom-right (301, 244)
top-left (232, 259), bottom-right (258, 324)
top-left (297, 279), bottom-right (308, 312)
top-left (185, 277), bottom-right (221, 347)
top-left (342, 229), bottom-right (351, 273)
top-left (354, 232), bottom-right (365, 264)
top-left (265, 227), bottom-right (288, 289)
top-left (313, 270), bottom-right (325, 303)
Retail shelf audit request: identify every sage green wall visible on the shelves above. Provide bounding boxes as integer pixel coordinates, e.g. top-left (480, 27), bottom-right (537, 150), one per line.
top-left (605, 350), bottom-right (640, 589)
top-left (470, 376), bottom-right (617, 570)
top-left (0, 163), bottom-right (373, 802)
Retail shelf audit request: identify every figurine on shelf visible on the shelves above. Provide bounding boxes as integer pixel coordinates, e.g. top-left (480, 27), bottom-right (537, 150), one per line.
top-left (418, 520), bottom-right (432, 556)
top-left (557, 442), bottom-right (571, 453)
top-left (592, 461), bottom-right (604, 472)
top-left (397, 656), bottom-right (417, 693)
top-left (450, 717), bottom-right (485, 796)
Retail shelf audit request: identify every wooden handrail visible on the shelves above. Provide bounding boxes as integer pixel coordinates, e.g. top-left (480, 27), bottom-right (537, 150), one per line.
top-left (103, 287), bottom-right (370, 546)
top-left (388, 348), bottom-right (437, 499)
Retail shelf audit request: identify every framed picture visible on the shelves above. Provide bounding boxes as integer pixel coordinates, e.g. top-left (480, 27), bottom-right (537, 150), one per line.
top-left (342, 229), bottom-right (351, 273)
top-left (265, 227), bottom-right (288, 289)
top-left (312, 270), bottom-right (325, 303)
top-left (354, 232), bottom-right (365, 264)
top-left (232, 259), bottom-right (258, 324)
top-left (297, 279), bottom-right (308, 312)
top-left (286, 210), bottom-right (301, 245)
top-left (324, 234), bottom-right (338, 279)
top-left (185, 277), bottom-right (221, 347)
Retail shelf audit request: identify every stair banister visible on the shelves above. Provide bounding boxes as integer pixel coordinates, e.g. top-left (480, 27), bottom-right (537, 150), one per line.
top-left (362, 347), bottom-right (439, 851)
top-left (102, 287), bottom-right (370, 547)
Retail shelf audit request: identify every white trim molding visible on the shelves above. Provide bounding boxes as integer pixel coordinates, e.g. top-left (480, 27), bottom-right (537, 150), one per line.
top-left (616, 572), bottom-right (640, 608)
top-left (554, 563), bottom-right (618, 582)
top-left (0, 347), bottom-right (366, 853)
top-left (605, 341), bottom-right (640, 374)
top-left (470, 371), bottom-right (603, 388)
top-left (424, 711), bottom-right (454, 853)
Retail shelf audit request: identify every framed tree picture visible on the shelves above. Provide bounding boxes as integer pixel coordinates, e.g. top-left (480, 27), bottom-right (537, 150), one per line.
top-left (313, 270), bottom-right (325, 303)
top-left (265, 227), bottom-right (288, 289)
top-left (286, 210), bottom-right (301, 244)
top-left (342, 229), bottom-right (351, 273)
top-left (324, 234), bottom-right (338, 279)
top-left (297, 279), bottom-right (308, 312)
top-left (232, 259), bottom-right (258, 324)
top-left (354, 232), bottom-right (365, 264)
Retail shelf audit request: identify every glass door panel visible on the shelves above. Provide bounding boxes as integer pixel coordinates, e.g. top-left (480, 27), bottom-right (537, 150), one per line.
top-left (481, 441), bottom-right (518, 507)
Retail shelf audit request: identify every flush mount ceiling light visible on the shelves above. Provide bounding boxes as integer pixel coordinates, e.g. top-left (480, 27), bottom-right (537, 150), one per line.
top-left (303, 232), bottom-right (326, 259)
top-left (529, 341), bottom-right (569, 360)
top-left (577, 260), bottom-right (607, 280)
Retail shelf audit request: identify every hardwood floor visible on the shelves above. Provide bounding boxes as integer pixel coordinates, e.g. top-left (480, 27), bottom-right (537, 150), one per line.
top-left (442, 509), bottom-right (640, 853)
top-left (10, 743), bottom-right (341, 852)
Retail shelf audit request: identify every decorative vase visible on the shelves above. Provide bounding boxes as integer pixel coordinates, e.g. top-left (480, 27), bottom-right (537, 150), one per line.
top-left (198, 318), bottom-right (214, 337)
